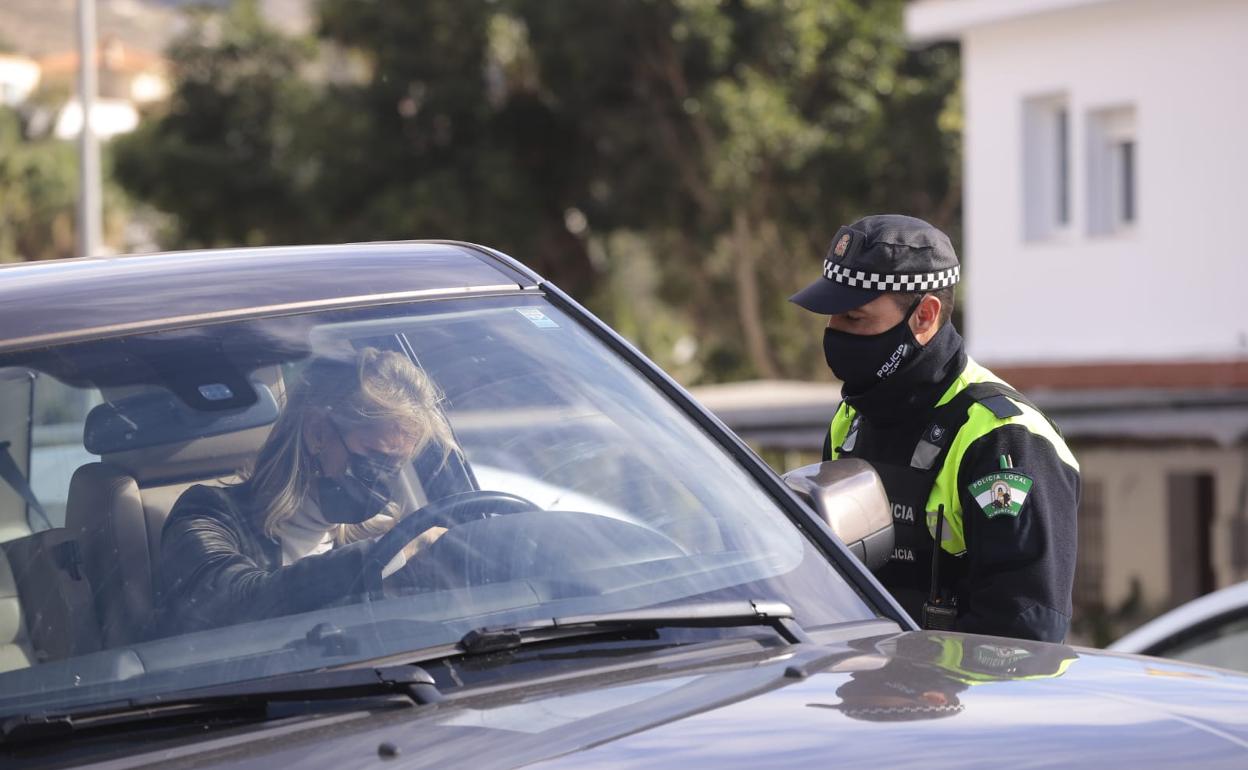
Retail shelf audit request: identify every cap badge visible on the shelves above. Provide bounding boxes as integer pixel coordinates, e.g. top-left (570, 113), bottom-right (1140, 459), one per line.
top-left (833, 233), bottom-right (851, 258)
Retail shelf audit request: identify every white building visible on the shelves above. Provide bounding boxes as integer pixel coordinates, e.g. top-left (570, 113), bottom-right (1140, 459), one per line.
top-left (906, 0), bottom-right (1248, 631)
top-left (0, 54), bottom-right (40, 106)
top-left (51, 98), bottom-right (140, 141)
top-left (907, 0), bottom-right (1248, 371)
top-left (32, 41), bottom-right (169, 142)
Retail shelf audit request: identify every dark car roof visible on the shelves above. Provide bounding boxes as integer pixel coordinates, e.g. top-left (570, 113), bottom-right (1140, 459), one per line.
top-left (0, 241), bottom-right (542, 354)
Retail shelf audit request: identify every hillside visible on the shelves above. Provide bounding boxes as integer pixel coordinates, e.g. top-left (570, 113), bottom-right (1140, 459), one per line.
top-left (0, 0), bottom-right (311, 58)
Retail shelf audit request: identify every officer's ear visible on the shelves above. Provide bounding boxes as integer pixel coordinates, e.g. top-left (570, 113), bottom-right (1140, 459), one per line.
top-left (910, 294), bottom-right (943, 343)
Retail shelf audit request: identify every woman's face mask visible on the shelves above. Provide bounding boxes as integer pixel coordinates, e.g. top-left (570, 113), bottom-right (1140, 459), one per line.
top-left (823, 296), bottom-right (924, 393)
top-left (315, 419), bottom-right (406, 524)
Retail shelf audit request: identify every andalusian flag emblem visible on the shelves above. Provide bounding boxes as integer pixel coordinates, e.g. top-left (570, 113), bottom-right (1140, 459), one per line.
top-left (969, 472), bottom-right (1033, 518)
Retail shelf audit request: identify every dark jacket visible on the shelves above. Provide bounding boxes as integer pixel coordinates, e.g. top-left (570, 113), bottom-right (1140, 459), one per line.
top-left (823, 325), bottom-right (1080, 642)
top-left (154, 484), bottom-right (368, 637)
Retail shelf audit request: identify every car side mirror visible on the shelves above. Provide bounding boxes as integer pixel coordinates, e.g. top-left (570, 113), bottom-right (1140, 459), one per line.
top-left (781, 459), bottom-right (893, 571)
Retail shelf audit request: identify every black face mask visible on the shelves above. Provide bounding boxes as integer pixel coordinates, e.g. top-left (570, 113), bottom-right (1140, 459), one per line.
top-left (823, 297), bottom-right (923, 394)
top-left (315, 421), bottom-right (402, 524)
top-left (316, 469), bottom-right (392, 525)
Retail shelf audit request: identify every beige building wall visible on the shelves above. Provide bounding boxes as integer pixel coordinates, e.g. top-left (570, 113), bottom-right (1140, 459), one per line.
top-left (1076, 443), bottom-right (1247, 611)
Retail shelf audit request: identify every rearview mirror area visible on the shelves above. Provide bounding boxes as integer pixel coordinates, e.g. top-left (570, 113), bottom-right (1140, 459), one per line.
top-left (781, 460), bottom-right (893, 571)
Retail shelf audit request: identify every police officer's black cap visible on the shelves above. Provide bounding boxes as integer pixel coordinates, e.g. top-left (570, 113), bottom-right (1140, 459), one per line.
top-left (789, 214), bottom-right (960, 315)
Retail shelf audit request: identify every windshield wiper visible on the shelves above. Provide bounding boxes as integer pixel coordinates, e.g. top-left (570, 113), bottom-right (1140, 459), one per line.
top-left (0, 664), bottom-right (442, 745)
top-left (458, 598), bottom-right (809, 655)
top-left (2, 601), bottom-right (805, 745)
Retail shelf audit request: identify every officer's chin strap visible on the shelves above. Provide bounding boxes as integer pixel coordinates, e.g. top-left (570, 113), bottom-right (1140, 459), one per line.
top-left (921, 504), bottom-right (957, 631)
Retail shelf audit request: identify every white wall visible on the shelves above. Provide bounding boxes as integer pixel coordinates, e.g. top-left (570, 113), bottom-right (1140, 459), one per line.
top-left (0, 56), bottom-right (40, 106)
top-left (53, 98), bottom-right (139, 141)
top-left (959, 0), bottom-right (1248, 365)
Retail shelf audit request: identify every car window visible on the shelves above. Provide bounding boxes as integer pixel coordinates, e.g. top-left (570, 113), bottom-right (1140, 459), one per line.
top-left (396, 304), bottom-right (797, 561)
top-left (1158, 612), bottom-right (1248, 673)
top-left (0, 370), bottom-right (100, 540)
top-left (0, 295), bottom-right (875, 718)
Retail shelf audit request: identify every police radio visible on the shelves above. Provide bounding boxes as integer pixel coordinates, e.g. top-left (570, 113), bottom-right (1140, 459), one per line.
top-left (922, 504), bottom-right (958, 631)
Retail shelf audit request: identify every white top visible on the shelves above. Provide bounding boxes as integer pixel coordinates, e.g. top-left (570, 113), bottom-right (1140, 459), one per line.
top-left (279, 501), bottom-right (413, 578)
top-left (278, 500), bottom-right (334, 566)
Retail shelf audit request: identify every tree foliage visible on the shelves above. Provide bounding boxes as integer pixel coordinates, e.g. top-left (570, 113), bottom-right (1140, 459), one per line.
top-left (0, 108), bottom-right (79, 261)
top-left (509, 0), bottom-right (961, 380)
top-left (114, 0), bottom-right (960, 383)
top-left (114, 0), bottom-right (319, 247)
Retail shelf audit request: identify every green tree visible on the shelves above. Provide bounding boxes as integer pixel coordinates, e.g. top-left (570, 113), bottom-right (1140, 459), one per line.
top-left (0, 109), bottom-right (78, 261)
top-left (511, 0), bottom-right (960, 379)
top-left (113, 0), bottom-right (319, 248)
top-left (115, 0), bottom-right (960, 383)
top-left (310, 0), bottom-right (595, 291)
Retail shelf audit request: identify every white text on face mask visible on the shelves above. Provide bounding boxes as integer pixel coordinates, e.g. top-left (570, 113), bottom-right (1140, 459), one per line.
top-left (876, 343), bottom-right (911, 379)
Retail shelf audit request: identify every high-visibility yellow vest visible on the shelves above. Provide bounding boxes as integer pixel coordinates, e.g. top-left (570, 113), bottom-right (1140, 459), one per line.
top-left (828, 358), bottom-right (1079, 557)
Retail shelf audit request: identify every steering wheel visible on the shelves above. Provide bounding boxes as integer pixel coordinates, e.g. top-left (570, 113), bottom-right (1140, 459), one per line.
top-left (363, 490), bottom-right (541, 599)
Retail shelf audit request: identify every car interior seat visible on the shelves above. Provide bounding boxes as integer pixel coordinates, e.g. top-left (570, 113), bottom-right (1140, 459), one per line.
top-left (0, 546), bottom-right (33, 672)
top-left (0, 526), bottom-right (102, 667)
top-left (65, 370), bottom-right (282, 649)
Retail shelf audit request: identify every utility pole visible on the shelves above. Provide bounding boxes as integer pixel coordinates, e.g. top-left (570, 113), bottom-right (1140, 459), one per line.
top-left (76, 0), bottom-right (103, 257)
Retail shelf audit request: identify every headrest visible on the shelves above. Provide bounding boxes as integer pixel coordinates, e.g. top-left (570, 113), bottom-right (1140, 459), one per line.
top-left (84, 384), bottom-right (280, 485)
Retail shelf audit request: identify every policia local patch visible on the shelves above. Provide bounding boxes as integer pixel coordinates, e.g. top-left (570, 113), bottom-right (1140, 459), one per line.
top-left (969, 471), bottom-right (1033, 519)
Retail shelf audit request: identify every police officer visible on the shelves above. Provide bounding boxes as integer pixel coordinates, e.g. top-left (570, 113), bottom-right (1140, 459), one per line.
top-left (790, 214), bottom-right (1079, 642)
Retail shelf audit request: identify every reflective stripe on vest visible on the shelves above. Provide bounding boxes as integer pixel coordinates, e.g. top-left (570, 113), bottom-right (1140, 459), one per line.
top-left (931, 635), bottom-right (1079, 685)
top-left (827, 358), bottom-right (1079, 557)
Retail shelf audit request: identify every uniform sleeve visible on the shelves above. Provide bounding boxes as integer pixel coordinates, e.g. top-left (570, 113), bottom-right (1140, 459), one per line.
top-left (953, 424), bottom-right (1079, 642)
top-left (157, 487), bottom-right (369, 635)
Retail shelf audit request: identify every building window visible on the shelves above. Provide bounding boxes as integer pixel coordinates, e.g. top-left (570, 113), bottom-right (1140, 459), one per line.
top-left (1233, 494), bottom-right (1248, 580)
top-left (1022, 95), bottom-right (1071, 241)
top-left (1119, 139), bottom-right (1135, 223)
top-left (1055, 106), bottom-right (1070, 226)
top-left (1167, 472), bottom-right (1216, 605)
top-left (1087, 106), bottom-right (1137, 235)
top-left (1075, 479), bottom-right (1104, 609)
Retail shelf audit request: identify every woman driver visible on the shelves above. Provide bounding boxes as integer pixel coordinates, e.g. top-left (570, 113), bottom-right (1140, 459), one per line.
top-left (154, 347), bottom-right (456, 637)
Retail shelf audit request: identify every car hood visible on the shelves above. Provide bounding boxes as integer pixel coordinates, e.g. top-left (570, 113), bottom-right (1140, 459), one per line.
top-left (58, 628), bottom-right (1248, 770)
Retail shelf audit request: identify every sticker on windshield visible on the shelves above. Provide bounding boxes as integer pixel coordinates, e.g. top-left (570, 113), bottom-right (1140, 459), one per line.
top-left (516, 308), bottom-right (559, 329)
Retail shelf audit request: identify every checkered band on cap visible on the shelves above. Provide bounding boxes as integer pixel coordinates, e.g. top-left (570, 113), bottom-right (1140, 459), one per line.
top-left (822, 261), bottom-right (960, 292)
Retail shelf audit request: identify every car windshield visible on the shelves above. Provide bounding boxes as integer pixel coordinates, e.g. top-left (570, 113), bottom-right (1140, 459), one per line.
top-left (0, 293), bottom-right (873, 717)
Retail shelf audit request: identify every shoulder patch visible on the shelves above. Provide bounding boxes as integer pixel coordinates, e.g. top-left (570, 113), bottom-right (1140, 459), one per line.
top-left (977, 394), bottom-right (1023, 419)
top-left (969, 471), bottom-right (1033, 518)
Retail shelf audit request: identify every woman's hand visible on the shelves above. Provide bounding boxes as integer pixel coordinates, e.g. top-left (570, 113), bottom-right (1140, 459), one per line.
top-left (379, 525), bottom-right (447, 579)
top-left (403, 526), bottom-right (447, 561)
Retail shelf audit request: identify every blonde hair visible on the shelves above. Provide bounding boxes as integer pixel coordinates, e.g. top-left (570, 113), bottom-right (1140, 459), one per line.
top-left (244, 347), bottom-right (457, 542)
